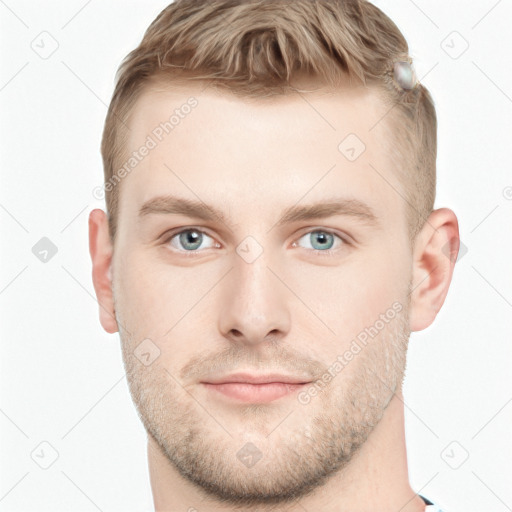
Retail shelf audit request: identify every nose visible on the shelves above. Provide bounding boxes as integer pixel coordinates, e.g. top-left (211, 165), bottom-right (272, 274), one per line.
top-left (217, 251), bottom-right (291, 347)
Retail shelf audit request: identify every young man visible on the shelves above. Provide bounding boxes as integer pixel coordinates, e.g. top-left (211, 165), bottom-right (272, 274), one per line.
top-left (89, 1), bottom-right (459, 510)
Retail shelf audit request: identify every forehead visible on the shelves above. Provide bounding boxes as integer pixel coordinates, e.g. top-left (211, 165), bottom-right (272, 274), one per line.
top-left (118, 78), bottom-right (406, 234)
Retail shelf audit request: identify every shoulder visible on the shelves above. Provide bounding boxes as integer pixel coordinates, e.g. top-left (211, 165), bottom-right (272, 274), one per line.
top-left (420, 494), bottom-right (447, 512)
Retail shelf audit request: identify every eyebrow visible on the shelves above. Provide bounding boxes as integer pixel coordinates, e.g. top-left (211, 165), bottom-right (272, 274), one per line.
top-left (138, 195), bottom-right (380, 229)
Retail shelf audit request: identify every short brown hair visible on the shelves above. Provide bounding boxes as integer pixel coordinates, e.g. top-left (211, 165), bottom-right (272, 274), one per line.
top-left (101, 0), bottom-right (436, 246)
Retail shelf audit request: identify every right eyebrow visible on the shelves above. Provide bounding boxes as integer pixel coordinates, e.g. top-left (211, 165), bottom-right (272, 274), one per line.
top-left (138, 195), bottom-right (229, 224)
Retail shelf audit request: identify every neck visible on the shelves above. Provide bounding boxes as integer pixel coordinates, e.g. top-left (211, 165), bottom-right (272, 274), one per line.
top-left (147, 388), bottom-right (426, 512)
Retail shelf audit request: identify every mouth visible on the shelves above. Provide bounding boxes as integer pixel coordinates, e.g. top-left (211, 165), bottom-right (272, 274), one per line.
top-left (200, 373), bottom-right (312, 403)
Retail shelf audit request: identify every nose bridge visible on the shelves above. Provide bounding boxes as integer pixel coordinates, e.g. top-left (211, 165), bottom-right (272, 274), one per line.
top-left (218, 242), bottom-right (290, 344)
top-left (236, 248), bottom-right (276, 309)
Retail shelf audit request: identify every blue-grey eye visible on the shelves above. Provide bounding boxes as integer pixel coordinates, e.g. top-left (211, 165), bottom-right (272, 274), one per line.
top-left (169, 229), bottom-right (216, 251)
top-left (296, 230), bottom-right (342, 251)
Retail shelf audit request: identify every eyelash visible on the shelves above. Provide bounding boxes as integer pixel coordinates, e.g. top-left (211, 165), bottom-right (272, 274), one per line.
top-left (161, 226), bottom-right (350, 258)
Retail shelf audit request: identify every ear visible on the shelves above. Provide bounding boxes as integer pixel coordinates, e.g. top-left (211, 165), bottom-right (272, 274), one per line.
top-left (88, 208), bottom-right (118, 334)
top-left (409, 207), bottom-right (460, 332)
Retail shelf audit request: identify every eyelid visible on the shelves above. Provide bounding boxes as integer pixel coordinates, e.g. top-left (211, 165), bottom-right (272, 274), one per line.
top-left (161, 226), bottom-right (218, 255)
top-left (160, 226), bottom-right (352, 255)
top-left (294, 226), bottom-right (353, 246)
top-left (291, 228), bottom-right (350, 257)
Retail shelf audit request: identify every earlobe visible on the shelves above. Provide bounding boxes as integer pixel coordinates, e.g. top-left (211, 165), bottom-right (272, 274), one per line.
top-left (88, 208), bottom-right (119, 334)
top-left (408, 208), bottom-right (460, 332)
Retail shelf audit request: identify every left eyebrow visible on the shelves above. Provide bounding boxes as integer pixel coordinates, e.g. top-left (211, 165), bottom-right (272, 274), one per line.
top-left (138, 194), bottom-right (380, 229)
top-left (276, 198), bottom-right (380, 229)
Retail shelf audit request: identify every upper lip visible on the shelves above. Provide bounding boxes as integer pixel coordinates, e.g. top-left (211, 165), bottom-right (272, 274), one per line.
top-left (201, 372), bottom-right (312, 385)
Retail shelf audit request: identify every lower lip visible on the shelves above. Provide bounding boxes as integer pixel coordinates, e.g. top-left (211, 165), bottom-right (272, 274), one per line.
top-left (203, 382), bottom-right (308, 403)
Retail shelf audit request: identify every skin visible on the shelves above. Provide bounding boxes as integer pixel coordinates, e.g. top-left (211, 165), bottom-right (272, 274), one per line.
top-left (89, 74), bottom-right (459, 512)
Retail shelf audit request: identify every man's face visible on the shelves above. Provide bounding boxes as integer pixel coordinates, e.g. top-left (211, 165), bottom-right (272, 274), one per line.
top-left (111, 78), bottom-right (414, 506)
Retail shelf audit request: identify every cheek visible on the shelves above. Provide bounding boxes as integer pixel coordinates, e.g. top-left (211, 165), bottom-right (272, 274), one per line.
top-left (114, 237), bottom-right (411, 346)
top-left (290, 251), bottom-right (410, 341)
top-left (114, 250), bottom-right (220, 338)
top-left (114, 252), bottom-right (171, 335)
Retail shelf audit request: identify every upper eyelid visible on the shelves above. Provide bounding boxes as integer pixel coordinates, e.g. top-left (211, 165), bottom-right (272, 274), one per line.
top-left (163, 226), bottom-right (350, 251)
top-left (296, 227), bottom-right (350, 244)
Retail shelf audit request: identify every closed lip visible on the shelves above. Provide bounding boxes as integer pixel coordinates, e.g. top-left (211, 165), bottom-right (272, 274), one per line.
top-left (201, 372), bottom-right (312, 385)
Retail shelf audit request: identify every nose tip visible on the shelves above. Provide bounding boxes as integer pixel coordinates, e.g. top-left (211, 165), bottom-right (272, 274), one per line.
top-left (217, 259), bottom-right (291, 346)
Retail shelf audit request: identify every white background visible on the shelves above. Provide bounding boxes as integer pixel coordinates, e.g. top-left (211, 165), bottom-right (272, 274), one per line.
top-left (1, 1), bottom-right (511, 511)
